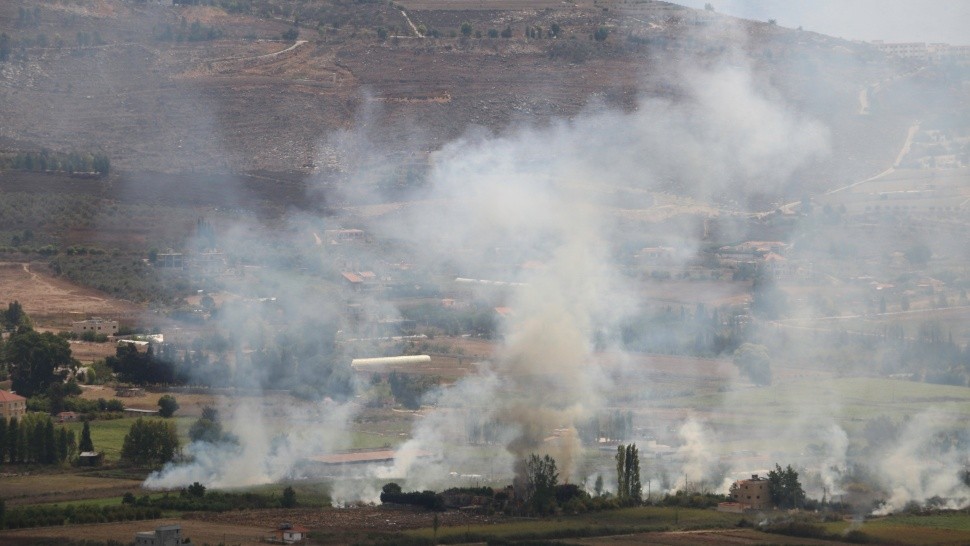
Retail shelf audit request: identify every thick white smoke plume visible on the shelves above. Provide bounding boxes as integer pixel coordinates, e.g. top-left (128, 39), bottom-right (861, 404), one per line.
top-left (872, 411), bottom-right (970, 515)
top-left (146, 37), bottom-right (833, 496)
top-left (365, 54), bottom-right (830, 490)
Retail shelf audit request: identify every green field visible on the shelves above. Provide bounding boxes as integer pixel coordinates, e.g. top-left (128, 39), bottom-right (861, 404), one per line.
top-left (405, 506), bottom-right (742, 542)
top-left (661, 377), bottom-right (970, 423)
top-left (63, 416), bottom-right (196, 463)
top-left (823, 512), bottom-right (970, 545)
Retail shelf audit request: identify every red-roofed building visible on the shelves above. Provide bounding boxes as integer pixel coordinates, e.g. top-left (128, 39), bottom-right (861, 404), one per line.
top-left (0, 390), bottom-right (27, 421)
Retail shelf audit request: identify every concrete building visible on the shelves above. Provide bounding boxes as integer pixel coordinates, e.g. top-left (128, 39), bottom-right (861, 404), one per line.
top-left (0, 390), bottom-right (27, 420)
top-left (135, 524), bottom-right (191, 546)
top-left (72, 318), bottom-right (119, 336)
top-left (156, 252), bottom-right (184, 269)
top-left (729, 474), bottom-right (772, 510)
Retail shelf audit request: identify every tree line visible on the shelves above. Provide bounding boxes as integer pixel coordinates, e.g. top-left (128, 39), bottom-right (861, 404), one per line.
top-left (0, 414), bottom-right (77, 465)
top-left (0, 150), bottom-right (110, 176)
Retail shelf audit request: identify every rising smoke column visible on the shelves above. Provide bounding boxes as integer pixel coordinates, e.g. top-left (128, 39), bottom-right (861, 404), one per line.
top-left (373, 51), bottom-right (831, 490)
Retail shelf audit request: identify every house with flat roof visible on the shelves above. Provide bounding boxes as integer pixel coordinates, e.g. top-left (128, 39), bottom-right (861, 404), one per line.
top-left (135, 524), bottom-right (191, 546)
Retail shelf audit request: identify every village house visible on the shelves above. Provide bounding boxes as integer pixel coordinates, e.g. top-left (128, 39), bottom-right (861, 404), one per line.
top-left (135, 524), bottom-right (191, 546)
top-left (72, 317), bottom-right (119, 336)
top-left (718, 474), bottom-right (772, 512)
top-left (265, 523), bottom-right (308, 544)
top-left (0, 390), bottom-right (27, 420)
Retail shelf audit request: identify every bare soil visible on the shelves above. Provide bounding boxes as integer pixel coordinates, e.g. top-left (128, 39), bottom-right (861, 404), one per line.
top-left (0, 261), bottom-right (140, 325)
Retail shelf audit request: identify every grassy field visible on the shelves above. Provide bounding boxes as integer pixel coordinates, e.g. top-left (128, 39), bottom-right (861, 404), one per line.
top-left (0, 472), bottom-right (143, 504)
top-left (823, 512), bottom-right (970, 545)
top-left (405, 506), bottom-right (742, 542)
top-left (63, 416), bottom-right (196, 463)
top-left (659, 377), bottom-right (970, 423)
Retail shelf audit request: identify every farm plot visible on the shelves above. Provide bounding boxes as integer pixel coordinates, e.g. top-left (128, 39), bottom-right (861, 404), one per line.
top-left (0, 262), bottom-right (139, 323)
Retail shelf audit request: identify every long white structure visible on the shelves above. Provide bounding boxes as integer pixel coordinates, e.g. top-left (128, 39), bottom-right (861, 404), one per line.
top-left (351, 355), bottom-right (432, 368)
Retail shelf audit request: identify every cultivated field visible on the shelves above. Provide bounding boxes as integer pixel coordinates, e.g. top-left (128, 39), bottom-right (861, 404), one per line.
top-left (0, 262), bottom-right (139, 324)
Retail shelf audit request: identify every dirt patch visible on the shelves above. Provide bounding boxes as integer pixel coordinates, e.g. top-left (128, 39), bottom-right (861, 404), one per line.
top-left (0, 518), bottom-right (269, 546)
top-left (0, 262), bottom-right (141, 325)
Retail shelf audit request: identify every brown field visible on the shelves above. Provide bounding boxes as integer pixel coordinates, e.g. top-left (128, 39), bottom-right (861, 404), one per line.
top-left (0, 518), bottom-right (269, 546)
top-left (571, 528), bottom-right (864, 545)
top-left (0, 472), bottom-right (143, 507)
top-left (0, 262), bottom-right (140, 325)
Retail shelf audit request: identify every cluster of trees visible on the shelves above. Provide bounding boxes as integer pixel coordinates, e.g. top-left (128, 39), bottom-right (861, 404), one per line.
top-left (0, 33), bottom-right (11, 61)
top-left (51, 253), bottom-right (191, 304)
top-left (0, 150), bottom-right (110, 175)
top-left (767, 464), bottom-right (806, 509)
top-left (577, 411), bottom-right (633, 444)
top-left (120, 418), bottom-right (180, 467)
top-left (379, 483), bottom-right (445, 511)
top-left (2, 301), bottom-right (31, 331)
top-left (399, 302), bottom-right (496, 338)
top-left (615, 444), bottom-right (643, 504)
top-left (0, 414), bottom-right (77, 465)
top-left (3, 326), bottom-right (77, 398)
top-left (732, 343), bottom-right (772, 386)
top-left (189, 405), bottom-right (236, 444)
top-left (2, 503), bottom-right (161, 530)
top-left (621, 302), bottom-right (746, 358)
top-left (121, 484), bottom-right (294, 512)
top-left (386, 371), bottom-right (437, 410)
top-left (154, 20), bottom-right (223, 42)
top-left (17, 6), bottom-right (42, 27)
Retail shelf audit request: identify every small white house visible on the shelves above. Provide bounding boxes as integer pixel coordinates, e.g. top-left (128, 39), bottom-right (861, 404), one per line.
top-left (72, 318), bottom-right (118, 336)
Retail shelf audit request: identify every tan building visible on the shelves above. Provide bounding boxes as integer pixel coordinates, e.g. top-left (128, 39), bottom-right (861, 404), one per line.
top-left (0, 390), bottom-right (27, 421)
top-left (72, 318), bottom-right (119, 336)
top-left (730, 474), bottom-right (772, 510)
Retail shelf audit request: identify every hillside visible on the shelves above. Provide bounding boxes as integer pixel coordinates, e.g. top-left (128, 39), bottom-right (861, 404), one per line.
top-left (0, 0), bottom-right (922, 208)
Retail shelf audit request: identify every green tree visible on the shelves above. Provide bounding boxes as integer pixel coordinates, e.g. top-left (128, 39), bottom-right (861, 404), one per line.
top-left (57, 427), bottom-right (69, 462)
top-left (79, 420), bottom-right (94, 452)
top-left (157, 395), bottom-right (179, 418)
top-left (120, 418), bottom-right (180, 467)
top-left (460, 21), bottom-right (472, 37)
top-left (7, 417), bottom-right (18, 464)
top-left (0, 418), bottom-right (6, 462)
top-left (281, 486), bottom-right (297, 508)
top-left (615, 443), bottom-right (642, 504)
top-left (3, 301), bottom-right (31, 331)
top-left (500, 26), bottom-right (512, 38)
top-left (525, 454), bottom-right (559, 515)
top-left (594, 26), bottom-right (609, 41)
top-left (904, 243), bottom-right (931, 266)
top-left (186, 481), bottom-right (206, 497)
top-left (43, 419), bottom-right (56, 464)
top-left (732, 343), bottom-right (772, 386)
top-left (767, 463), bottom-right (805, 509)
top-left (0, 33), bottom-right (10, 62)
top-left (4, 328), bottom-right (75, 397)
top-left (615, 445), bottom-right (626, 500)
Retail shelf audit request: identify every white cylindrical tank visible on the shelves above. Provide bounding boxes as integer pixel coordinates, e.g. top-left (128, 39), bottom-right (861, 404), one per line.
top-left (351, 355), bottom-right (432, 368)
